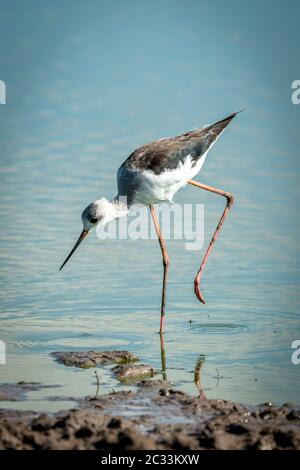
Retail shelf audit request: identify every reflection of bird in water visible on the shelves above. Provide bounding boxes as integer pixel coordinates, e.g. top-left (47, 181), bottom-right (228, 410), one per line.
top-left (194, 356), bottom-right (206, 400)
top-left (94, 370), bottom-right (100, 396)
top-left (159, 333), bottom-right (206, 400)
top-left (60, 112), bottom-right (241, 333)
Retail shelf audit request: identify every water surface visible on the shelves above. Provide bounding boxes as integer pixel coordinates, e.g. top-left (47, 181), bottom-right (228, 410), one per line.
top-left (0, 0), bottom-right (299, 410)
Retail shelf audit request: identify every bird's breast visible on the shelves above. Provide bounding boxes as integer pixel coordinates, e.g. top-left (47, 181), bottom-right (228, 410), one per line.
top-left (128, 153), bottom-right (207, 205)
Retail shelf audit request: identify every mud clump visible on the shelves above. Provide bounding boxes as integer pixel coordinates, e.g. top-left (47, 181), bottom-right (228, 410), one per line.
top-left (51, 351), bottom-right (138, 369)
top-left (0, 382), bottom-right (299, 450)
top-left (113, 364), bottom-right (155, 382)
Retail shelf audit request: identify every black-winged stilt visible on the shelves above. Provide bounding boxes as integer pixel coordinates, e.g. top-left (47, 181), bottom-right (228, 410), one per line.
top-left (60, 111), bottom-right (240, 333)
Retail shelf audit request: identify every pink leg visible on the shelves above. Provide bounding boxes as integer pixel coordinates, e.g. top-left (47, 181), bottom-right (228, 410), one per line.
top-left (160, 331), bottom-right (167, 381)
top-left (188, 179), bottom-right (234, 304)
top-left (150, 205), bottom-right (170, 333)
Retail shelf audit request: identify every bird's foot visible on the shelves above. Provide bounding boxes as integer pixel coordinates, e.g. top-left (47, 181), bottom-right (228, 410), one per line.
top-left (194, 280), bottom-right (206, 304)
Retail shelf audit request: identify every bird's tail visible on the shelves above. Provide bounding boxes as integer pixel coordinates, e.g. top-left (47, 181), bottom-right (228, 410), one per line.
top-left (210, 109), bottom-right (244, 129)
top-left (198, 109), bottom-right (243, 153)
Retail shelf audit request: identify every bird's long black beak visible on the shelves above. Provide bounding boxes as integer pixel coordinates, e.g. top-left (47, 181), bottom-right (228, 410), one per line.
top-left (59, 230), bottom-right (89, 271)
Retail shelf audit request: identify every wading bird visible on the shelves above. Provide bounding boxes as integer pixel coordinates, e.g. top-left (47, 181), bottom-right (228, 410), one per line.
top-left (60, 112), bottom-right (240, 333)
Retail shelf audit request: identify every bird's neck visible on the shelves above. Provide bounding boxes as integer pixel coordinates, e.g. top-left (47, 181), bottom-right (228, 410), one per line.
top-left (108, 197), bottom-right (129, 221)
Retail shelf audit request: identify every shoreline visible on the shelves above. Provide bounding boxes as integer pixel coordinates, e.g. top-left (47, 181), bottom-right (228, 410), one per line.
top-left (1, 380), bottom-right (299, 450)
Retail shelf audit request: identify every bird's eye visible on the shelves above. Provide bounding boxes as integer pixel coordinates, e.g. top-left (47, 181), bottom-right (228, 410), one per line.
top-left (90, 217), bottom-right (98, 224)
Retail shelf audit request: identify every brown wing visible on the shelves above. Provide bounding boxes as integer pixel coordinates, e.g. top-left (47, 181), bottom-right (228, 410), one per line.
top-left (122, 112), bottom-right (238, 175)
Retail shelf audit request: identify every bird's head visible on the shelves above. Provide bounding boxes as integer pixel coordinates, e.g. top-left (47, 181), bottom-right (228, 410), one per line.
top-left (59, 197), bottom-right (127, 271)
top-left (81, 198), bottom-right (114, 230)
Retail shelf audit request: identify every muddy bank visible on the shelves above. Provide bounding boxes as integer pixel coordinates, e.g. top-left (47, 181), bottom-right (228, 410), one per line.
top-left (0, 380), bottom-right (299, 450)
top-left (0, 382), bottom-right (58, 402)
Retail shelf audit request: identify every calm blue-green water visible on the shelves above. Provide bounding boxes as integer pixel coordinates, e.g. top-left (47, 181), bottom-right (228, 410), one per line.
top-left (0, 0), bottom-right (300, 411)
